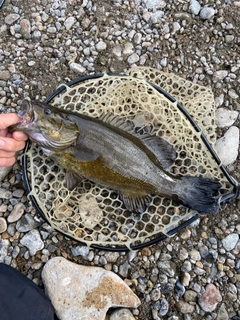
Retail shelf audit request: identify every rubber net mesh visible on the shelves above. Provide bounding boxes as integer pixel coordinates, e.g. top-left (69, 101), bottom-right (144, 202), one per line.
top-left (25, 67), bottom-right (231, 249)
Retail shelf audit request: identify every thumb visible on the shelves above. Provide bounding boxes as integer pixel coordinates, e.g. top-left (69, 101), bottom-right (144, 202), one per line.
top-left (0, 113), bottom-right (22, 130)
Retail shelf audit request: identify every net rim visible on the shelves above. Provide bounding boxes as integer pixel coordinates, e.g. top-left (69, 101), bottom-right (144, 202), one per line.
top-left (21, 73), bottom-right (239, 251)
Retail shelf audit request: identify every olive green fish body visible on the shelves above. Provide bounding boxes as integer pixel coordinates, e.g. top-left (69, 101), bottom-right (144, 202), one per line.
top-left (10, 101), bottom-right (221, 214)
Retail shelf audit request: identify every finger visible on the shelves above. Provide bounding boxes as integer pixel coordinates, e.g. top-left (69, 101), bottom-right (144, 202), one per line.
top-left (12, 131), bottom-right (28, 141)
top-left (0, 137), bottom-right (26, 152)
top-left (0, 113), bottom-right (22, 129)
top-left (0, 150), bottom-right (16, 158)
top-left (0, 157), bottom-right (16, 167)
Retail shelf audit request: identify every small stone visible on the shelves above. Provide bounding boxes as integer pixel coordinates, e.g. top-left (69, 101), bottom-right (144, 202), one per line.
top-left (42, 257), bottom-right (140, 320)
top-left (64, 16), bottom-right (76, 30)
top-left (69, 62), bottom-right (86, 73)
top-left (158, 298), bottom-right (169, 316)
top-left (176, 300), bottom-right (195, 314)
top-left (213, 70), bottom-right (228, 82)
top-left (5, 14), bottom-right (20, 25)
top-left (180, 272), bottom-right (191, 286)
top-left (150, 288), bottom-right (161, 301)
top-left (0, 188), bottom-right (12, 199)
top-left (222, 234), bottom-right (239, 251)
top-left (12, 189), bottom-right (25, 198)
top-left (127, 53), bottom-right (139, 64)
top-left (71, 245), bottom-right (89, 257)
top-left (200, 7), bottom-right (215, 20)
top-left (150, 11), bottom-right (164, 24)
top-left (225, 35), bottom-right (234, 43)
top-left (7, 202), bottom-right (26, 223)
top-left (198, 284), bottom-right (222, 312)
top-left (20, 19), bottom-right (31, 36)
top-left (0, 239), bottom-right (10, 263)
top-left (184, 290), bottom-right (198, 302)
top-left (145, 0), bottom-right (166, 10)
top-left (189, 0), bottom-right (201, 15)
top-left (20, 229), bottom-right (44, 256)
top-left (216, 108), bottom-right (238, 128)
top-left (0, 217), bottom-right (7, 233)
top-left (16, 213), bottom-right (41, 232)
top-left (189, 249), bottom-right (201, 261)
top-left (175, 280), bottom-right (185, 297)
top-left (96, 41), bottom-right (107, 51)
top-left (215, 126), bottom-right (239, 166)
top-left (110, 308), bottom-right (135, 320)
top-left (217, 303), bottom-right (229, 320)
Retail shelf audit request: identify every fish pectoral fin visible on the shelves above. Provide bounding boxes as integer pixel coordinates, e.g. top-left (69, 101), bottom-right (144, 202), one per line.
top-left (72, 146), bottom-right (100, 162)
top-left (66, 170), bottom-right (83, 191)
top-left (120, 192), bottom-right (152, 214)
top-left (141, 135), bottom-right (176, 170)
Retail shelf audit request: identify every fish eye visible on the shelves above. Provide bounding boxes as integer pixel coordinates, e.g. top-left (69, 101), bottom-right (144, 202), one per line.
top-left (44, 108), bottom-right (51, 116)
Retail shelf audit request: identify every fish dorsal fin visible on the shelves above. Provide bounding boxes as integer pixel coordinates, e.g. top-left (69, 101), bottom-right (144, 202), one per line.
top-left (99, 113), bottom-right (135, 134)
top-left (141, 135), bottom-right (176, 170)
top-left (120, 192), bottom-right (152, 214)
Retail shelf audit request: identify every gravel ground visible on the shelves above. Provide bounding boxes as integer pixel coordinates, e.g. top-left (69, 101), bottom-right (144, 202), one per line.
top-left (0, 0), bottom-right (240, 319)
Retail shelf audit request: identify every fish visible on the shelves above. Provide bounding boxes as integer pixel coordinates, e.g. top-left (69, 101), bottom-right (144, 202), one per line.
top-left (10, 100), bottom-right (221, 215)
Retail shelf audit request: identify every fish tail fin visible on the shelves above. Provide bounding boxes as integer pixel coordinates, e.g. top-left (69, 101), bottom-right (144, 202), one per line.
top-left (177, 176), bottom-right (221, 214)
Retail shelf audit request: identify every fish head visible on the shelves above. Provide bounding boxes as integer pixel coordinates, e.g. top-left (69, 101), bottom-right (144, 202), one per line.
top-left (10, 100), bottom-right (79, 151)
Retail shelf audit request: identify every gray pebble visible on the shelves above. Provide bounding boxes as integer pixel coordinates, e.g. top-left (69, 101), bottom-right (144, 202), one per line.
top-left (16, 213), bottom-right (41, 232)
top-left (12, 189), bottom-right (25, 198)
top-left (158, 298), bottom-right (169, 316)
top-left (20, 19), bottom-right (31, 36)
top-left (0, 217), bottom-right (7, 233)
top-left (96, 41), bottom-right (107, 51)
top-left (189, 0), bottom-right (201, 15)
top-left (200, 7), bottom-right (215, 20)
top-left (0, 239), bottom-right (10, 263)
top-left (222, 234), bottom-right (239, 251)
top-left (119, 260), bottom-right (130, 278)
top-left (127, 53), bottom-right (139, 64)
top-left (20, 229), bottom-right (44, 256)
top-left (225, 35), bottom-right (234, 43)
top-left (5, 14), bottom-right (20, 25)
top-left (150, 288), bottom-right (161, 301)
top-left (0, 188), bottom-right (12, 199)
top-left (71, 245), bottom-right (89, 257)
top-left (64, 16), bottom-right (76, 30)
top-left (213, 70), bottom-right (228, 82)
top-left (7, 202), bottom-right (26, 223)
top-left (69, 62), bottom-right (86, 73)
top-left (175, 280), bottom-right (186, 297)
top-left (110, 308), bottom-right (135, 320)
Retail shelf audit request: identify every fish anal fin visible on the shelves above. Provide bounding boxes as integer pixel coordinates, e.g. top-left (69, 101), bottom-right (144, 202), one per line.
top-left (120, 192), bottom-right (152, 214)
top-left (99, 113), bottom-right (135, 134)
top-left (66, 170), bottom-right (83, 191)
top-left (141, 135), bottom-right (176, 170)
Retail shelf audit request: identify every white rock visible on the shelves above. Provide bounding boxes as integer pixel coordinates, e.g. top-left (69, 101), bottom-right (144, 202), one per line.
top-left (200, 7), bottom-right (215, 20)
top-left (189, 0), bottom-right (201, 15)
top-left (0, 217), bottom-right (7, 233)
top-left (42, 257), bottom-right (141, 320)
top-left (96, 41), bottom-right (107, 51)
top-left (213, 70), bottom-right (228, 82)
top-left (215, 126), bottom-right (239, 166)
top-left (20, 229), bottom-right (44, 256)
top-left (7, 203), bottom-right (26, 223)
top-left (145, 0), bottom-right (166, 10)
top-left (222, 234), bottom-right (239, 251)
top-left (110, 308), bottom-right (135, 320)
top-left (127, 53), bottom-right (139, 64)
top-left (64, 17), bottom-right (76, 30)
top-left (216, 108), bottom-right (239, 128)
top-left (0, 239), bottom-right (10, 263)
top-left (123, 42), bottom-right (134, 55)
top-left (69, 62), bottom-right (86, 73)
top-left (4, 14), bottom-right (20, 25)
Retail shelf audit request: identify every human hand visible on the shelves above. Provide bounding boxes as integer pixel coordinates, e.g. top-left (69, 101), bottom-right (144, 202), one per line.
top-left (0, 113), bottom-right (28, 167)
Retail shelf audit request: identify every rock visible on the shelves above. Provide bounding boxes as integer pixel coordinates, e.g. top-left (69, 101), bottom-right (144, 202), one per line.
top-left (7, 203), bottom-right (26, 223)
top-left (222, 234), bottom-right (239, 251)
top-left (20, 19), bottom-right (31, 36)
top-left (0, 239), bottom-right (9, 263)
top-left (198, 283), bottom-right (222, 312)
top-left (110, 308), bottom-right (135, 320)
top-left (184, 290), bottom-right (198, 302)
top-left (16, 213), bottom-right (41, 232)
top-left (150, 288), bottom-right (161, 301)
top-left (213, 70), bottom-right (228, 82)
top-left (0, 217), bottom-right (7, 233)
top-left (42, 257), bottom-right (140, 320)
top-left (12, 189), bottom-right (25, 198)
top-left (189, 0), bottom-right (201, 15)
top-left (127, 53), bottom-right (139, 64)
top-left (0, 188), bottom-right (12, 199)
top-left (64, 16), bottom-right (76, 30)
top-left (150, 11), bottom-right (164, 24)
top-left (200, 7), bottom-right (215, 20)
top-left (0, 166), bottom-right (12, 181)
top-left (176, 300), bottom-right (195, 314)
top-left (217, 303), bottom-right (229, 320)
top-left (158, 298), bottom-right (169, 316)
top-left (215, 126), bottom-right (239, 166)
top-left (4, 13), bottom-right (20, 25)
top-left (96, 41), bottom-right (107, 51)
top-left (145, 0), bottom-right (166, 10)
top-left (69, 62), bottom-right (86, 73)
top-left (175, 280), bottom-right (185, 297)
top-left (71, 245), bottom-right (89, 257)
top-left (180, 272), bottom-right (191, 286)
top-left (20, 229), bottom-right (44, 256)
top-left (216, 108), bottom-right (238, 128)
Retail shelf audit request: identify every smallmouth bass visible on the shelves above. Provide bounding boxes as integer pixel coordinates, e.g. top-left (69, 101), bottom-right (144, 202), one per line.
top-left (10, 101), bottom-right (221, 214)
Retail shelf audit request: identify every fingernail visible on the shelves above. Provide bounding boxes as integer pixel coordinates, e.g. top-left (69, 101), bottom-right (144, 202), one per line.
top-left (0, 139), bottom-right (6, 147)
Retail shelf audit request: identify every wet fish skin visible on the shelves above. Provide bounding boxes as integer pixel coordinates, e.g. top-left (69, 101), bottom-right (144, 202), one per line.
top-left (10, 101), bottom-right (221, 214)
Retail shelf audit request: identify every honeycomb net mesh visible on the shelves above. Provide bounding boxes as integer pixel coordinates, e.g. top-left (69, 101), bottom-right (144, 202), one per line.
top-left (25, 67), bottom-right (231, 249)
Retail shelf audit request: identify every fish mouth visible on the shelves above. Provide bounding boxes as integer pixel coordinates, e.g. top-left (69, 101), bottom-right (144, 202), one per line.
top-left (17, 100), bottom-right (36, 127)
